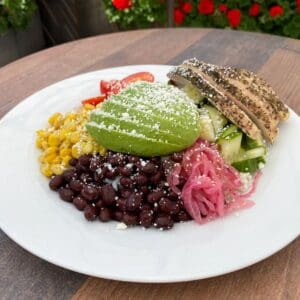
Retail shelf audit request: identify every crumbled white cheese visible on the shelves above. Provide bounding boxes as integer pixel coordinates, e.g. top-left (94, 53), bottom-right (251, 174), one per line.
top-left (239, 172), bottom-right (253, 193)
top-left (116, 223), bottom-right (127, 230)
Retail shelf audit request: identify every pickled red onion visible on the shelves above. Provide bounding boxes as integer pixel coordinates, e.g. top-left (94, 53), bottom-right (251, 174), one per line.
top-left (168, 139), bottom-right (260, 224)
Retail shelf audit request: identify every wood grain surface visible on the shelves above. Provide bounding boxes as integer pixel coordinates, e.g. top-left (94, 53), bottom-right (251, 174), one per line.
top-left (0, 28), bottom-right (299, 300)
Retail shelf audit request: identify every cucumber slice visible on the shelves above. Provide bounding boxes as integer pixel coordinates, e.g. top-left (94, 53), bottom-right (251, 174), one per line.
top-left (232, 157), bottom-right (265, 173)
top-left (218, 124), bottom-right (238, 139)
top-left (203, 104), bottom-right (227, 135)
top-left (198, 108), bottom-right (215, 142)
top-left (183, 83), bottom-right (205, 104)
top-left (242, 135), bottom-right (264, 150)
top-left (234, 147), bottom-right (266, 162)
top-left (218, 132), bottom-right (243, 163)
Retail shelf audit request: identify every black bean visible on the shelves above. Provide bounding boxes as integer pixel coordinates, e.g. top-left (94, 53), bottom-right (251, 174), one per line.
top-left (149, 171), bottom-right (162, 184)
top-left (80, 173), bottom-right (93, 184)
top-left (127, 155), bottom-right (139, 163)
top-left (69, 179), bottom-right (83, 192)
top-left (171, 152), bottom-right (183, 162)
top-left (73, 196), bottom-right (87, 210)
top-left (149, 157), bottom-right (160, 163)
top-left (120, 177), bottom-right (132, 188)
top-left (59, 188), bottom-right (74, 202)
top-left (113, 210), bottom-right (123, 222)
top-left (94, 171), bottom-right (104, 183)
top-left (147, 190), bottom-right (164, 203)
top-left (118, 166), bottom-right (132, 177)
top-left (81, 185), bottom-right (99, 202)
top-left (177, 211), bottom-right (191, 222)
top-left (139, 210), bottom-right (153, 228)
top-left (108, 154), bottom-right (123, 166)
top-left (140, 185), bottom-right (149, 195)
top-left (141, 162), bottom-right (157, 175)
top-left (69, 158), bottom-right (78, 166)
top-left (99, 208), bottom-right (111, 222)
top-left (168, 190), bottom-right (179, 200)
top-left (84, 205), bottom-right (98, 220)
top-left (158, 198), bottom-right (173, 214)
top-left (140, 203), bottom-right (152, 211)
top-left (126, 193), bottom-right (142, 211)
top-left (120, 189), bottom-right (131, 199)
top-left (95, 199), bottom-right (104, 209)
top-left (133, 174), bottom-right (148, 186)
top-left (123, 213), bottom-right (138, 226)
top-left (170, 203), bottom-right (180, 215)
top-left (106, 169), bottom-right (118, 179)
top-left (101, 184), bottom-right (116, 206)
top-left (89, 157), bottom-right (101, 172)
top-left (116, 198), bottom-right (126, 211)
top-left (155, 215), bottom-right (174, 229)
top-left (62, 168), bottom-right (76, 182)
top-left (49, 175), bottom-right (64, 190)
top-left (78, 154), bottom-right (92, 167)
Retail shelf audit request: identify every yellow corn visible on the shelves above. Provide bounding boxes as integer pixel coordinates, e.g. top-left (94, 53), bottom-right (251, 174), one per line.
top-left (36, 105), bottom-right (107, 177)
top-left (51, 164), bottom-right (65, 175)
top-left (60, 148), bottom-right (71, 157)
top-left (40, 164), bottom-right (53, 177)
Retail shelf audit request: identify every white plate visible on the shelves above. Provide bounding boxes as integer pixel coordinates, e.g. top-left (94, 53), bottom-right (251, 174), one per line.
top-left (0, 65), bottom-right (299, 283)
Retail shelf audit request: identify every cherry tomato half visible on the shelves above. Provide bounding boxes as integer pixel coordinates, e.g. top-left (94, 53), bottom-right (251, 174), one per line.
top-left (82, 95), bottom-right (106, 106)
top-left (122, 72), bottom-right (155, 84)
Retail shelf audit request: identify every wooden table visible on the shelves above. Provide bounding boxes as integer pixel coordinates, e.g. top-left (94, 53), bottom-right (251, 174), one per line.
top-left (0, 28), bottom-right (299, 300)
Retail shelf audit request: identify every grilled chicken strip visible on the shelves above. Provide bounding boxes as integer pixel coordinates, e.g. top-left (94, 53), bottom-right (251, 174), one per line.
top-left (220, 67), bottom-right (289, 121)
top-left (182, 59), bottom-right (280, 143)
top-left (168, 66), bottom-right (263, 142)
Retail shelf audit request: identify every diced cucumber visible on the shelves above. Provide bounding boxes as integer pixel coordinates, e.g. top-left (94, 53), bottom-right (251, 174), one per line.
top-left (198, 108), bottom-right (215, 142)
top-left (232, 157), bottom-right (265, 173)
top-left (242, 135), bottom-right (264, 150)
top-left (203, 104), bottom-right (227, 135)
top-left (183, 83), bottom-right (205, 104)
top-left (218, 132), bottom-right (243, 163)
top-left (218, 124), bottom-right (238, 139)
top-left (234, 146), bottom-right (266, 162)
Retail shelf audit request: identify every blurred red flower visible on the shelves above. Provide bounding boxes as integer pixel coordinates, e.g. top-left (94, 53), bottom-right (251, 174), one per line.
top-left (269, 5), bottom-right (284, 17)
top-left (174, 8), bottom-right (185, 25)
top-left (182, 2), bottom-right (193, 13)
top-left (198, 0), bottom-right (214, 15)
top-left (249, 3), bottom-right (260, 17)
top-left (227, 9), bottom-right (241, 28)
top-left (296, 0), bottom-right (300, 13)
top-left (219, 3), bottom-right (228, 13)
top-left (112, 0), bottom-right (132, 10)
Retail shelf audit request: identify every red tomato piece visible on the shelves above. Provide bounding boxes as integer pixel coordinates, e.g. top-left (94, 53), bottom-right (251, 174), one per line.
top-left (100, 79), bottom-right (125, 96)
top-left (82, 95), bottom-right (106, 106)
top-left (122, 72), bottom-right (155, 84)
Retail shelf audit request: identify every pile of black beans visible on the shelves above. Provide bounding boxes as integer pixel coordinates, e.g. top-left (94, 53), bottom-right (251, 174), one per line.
top-left (49, 151), bottom-right (191, 230)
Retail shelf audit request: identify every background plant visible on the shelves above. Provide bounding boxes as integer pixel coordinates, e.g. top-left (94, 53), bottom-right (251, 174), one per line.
top-left (103, 0), bottom-right (300, 39)
top-left (0, 0), bottom-right (37, 34)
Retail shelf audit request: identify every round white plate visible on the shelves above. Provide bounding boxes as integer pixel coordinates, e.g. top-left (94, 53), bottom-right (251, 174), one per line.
top-left (0, 65), bottom-right (299, 283)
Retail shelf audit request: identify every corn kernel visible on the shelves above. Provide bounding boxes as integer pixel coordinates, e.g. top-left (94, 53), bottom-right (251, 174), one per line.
top-left (41, 141), bottom-right (48, 150)
top-left (64, 122), bottom-right (77, 131)
top-left (36, 129), bottom-right (47, 138)
top-left (62, 156), bottom-right (72, 166)
top-left (65, 112), bottom-right (76, 121)
top-left (36, 137), bottom-right (43, 149)
top-left (44, 147), bottom-right (57, 155)
top-left (69, 132), bottom-right (80, 144)
top-left (45, 153), bottom-right (57, 163)
top-left (60, 148), bottom-right (71, 157)
top-left (48, 133), bottom-right (60, 146)
top-left (71, 144), bottom-right (82, 159)
top-left (51, 164), bottom-right (64, 175)
top-left (52, 157), bottom-right (61, 164)
top-left (48, 113), bottom-right (63, 126)
top-left (59, 140), bottom-right (71, 150)
top-left (99, 146), bottom-right (107, 156)
top-left (41, 164), bottom-right (53, 177)
top-left (84, 104), bottom-right (95, 110)
top-left (82, 142), bottom-right (93, 154)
